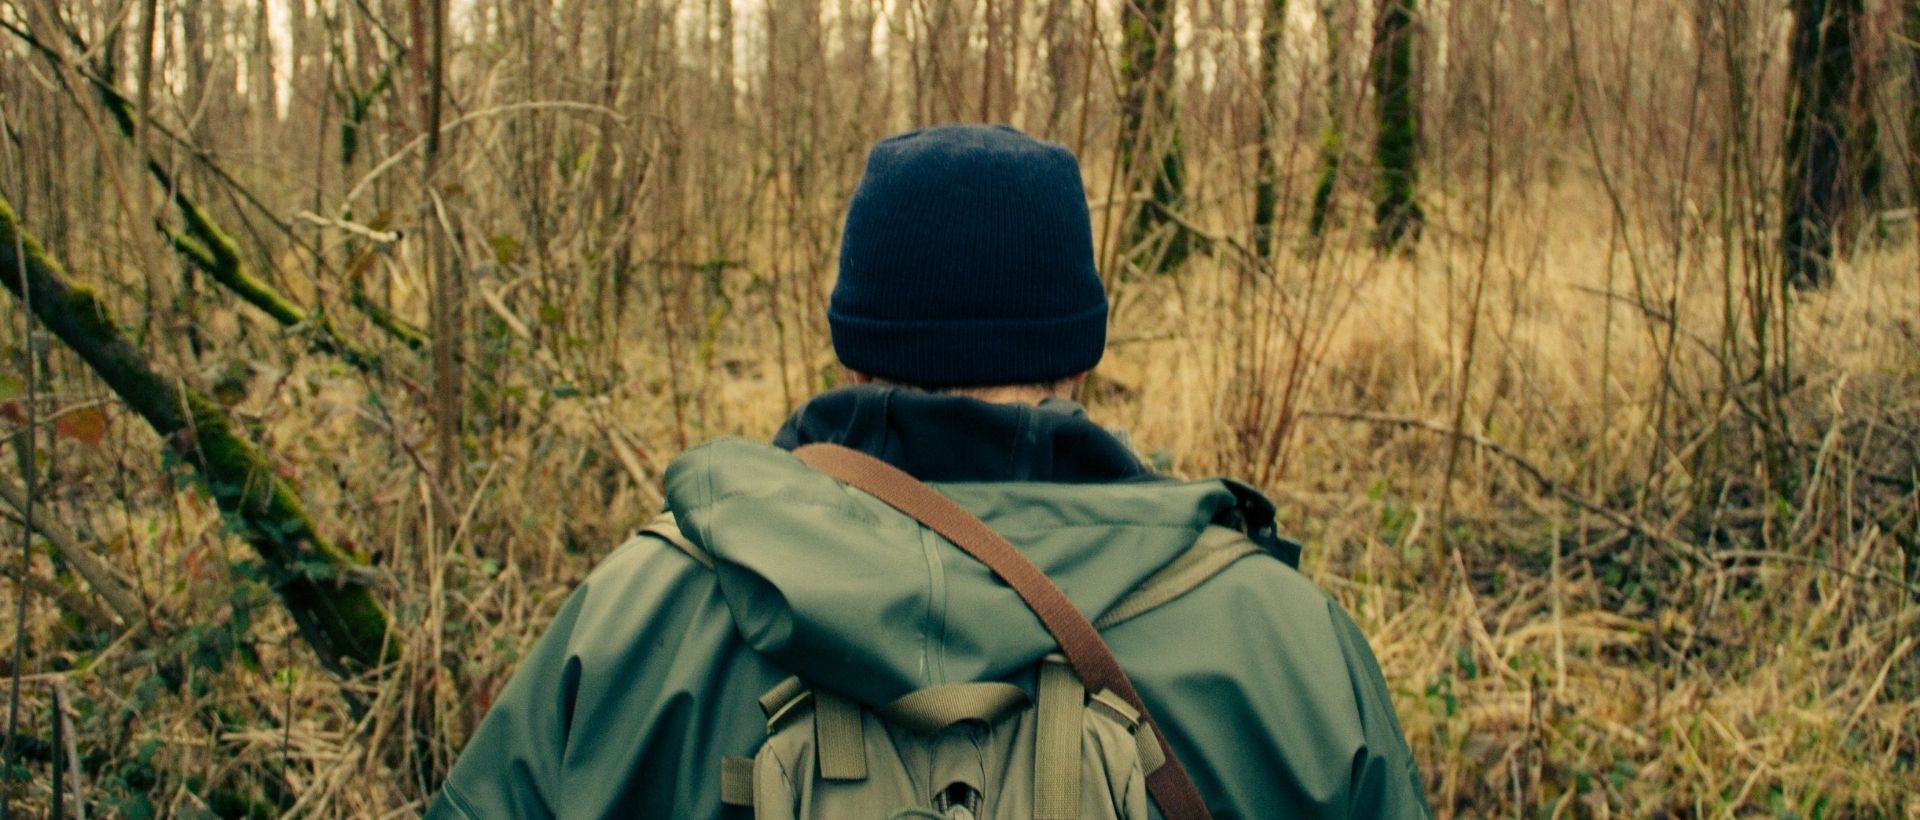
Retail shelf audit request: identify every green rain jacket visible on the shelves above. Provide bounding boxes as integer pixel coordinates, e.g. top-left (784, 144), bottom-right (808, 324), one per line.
top-left (429, 387), bottom-right (1430, 818)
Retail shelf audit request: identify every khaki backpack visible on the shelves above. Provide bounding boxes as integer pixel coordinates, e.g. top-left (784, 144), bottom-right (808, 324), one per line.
top-left (725, 656), bottom-right (1154, 820)
top-left (647, 515), bottom-right (1252, 820)
top-left (639, 444), bottom-right (1262, 820)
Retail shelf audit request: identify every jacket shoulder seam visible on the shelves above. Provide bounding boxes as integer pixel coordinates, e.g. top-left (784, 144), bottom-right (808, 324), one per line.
top-left (435, 783), bottom-right (486, 819)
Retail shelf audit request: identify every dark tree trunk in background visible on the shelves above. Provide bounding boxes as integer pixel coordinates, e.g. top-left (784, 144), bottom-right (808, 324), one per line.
top-left (980, 0), bottom-right (1012, 122)
top-left (1252, 0), bottom-right (1287, 260)
top-left (1841, 8), bottom-right (1881, 237)
top-left (1370, 0), bottom-right (1422, 251)
top-left (1119, 0), bottom-right (1189, 272)
top-left (1781, 0), bottom-right (1868, 289)
top-left (914, 0), bottom-right (968, 123)
top-left (1901, 0), bottom-right (1920, 289)
top-left (1307, 0), bottom-right (1344, 241)
top-left (1909, 0), bottom-right (1920, 248)
top-left (1040, 0), bottom-right (1079, 138)
top-left (251, 1), bottom-right (276, 125)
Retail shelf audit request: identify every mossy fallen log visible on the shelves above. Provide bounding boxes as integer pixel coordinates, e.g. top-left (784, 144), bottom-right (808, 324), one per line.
top-left (150, 185), bottom-right (385, 374)
top-left (1, 198), bottom-right (392, 676)
top-left (348, 286), bottom-right (431, 352)
top-left (121, 114), bottom-right (385, 373)
top-left (0, 18), bottom-right (392, 371)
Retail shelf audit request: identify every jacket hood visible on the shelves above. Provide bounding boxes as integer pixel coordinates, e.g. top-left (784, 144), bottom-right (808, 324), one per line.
top-left (662, 387), bottom-right (1246, 706)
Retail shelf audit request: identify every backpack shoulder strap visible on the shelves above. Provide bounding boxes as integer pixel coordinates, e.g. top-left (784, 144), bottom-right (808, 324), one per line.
top-left (793, 443), bottom-right (1215, 820)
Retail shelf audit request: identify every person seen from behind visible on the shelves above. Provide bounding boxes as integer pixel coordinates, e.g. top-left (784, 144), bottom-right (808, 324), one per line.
top-left (429, 124), bottom-right (1433, 819)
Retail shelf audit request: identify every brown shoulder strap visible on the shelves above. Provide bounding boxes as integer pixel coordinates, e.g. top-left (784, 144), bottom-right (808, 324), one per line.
top-left (793, 443), bottom-right (1215, 820)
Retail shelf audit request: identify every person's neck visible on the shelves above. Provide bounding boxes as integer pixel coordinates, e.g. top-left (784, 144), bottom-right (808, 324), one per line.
top-left (849, 372), bottom-right (1080, 406)
top-left (935, 383), bottom-right (1069, 405)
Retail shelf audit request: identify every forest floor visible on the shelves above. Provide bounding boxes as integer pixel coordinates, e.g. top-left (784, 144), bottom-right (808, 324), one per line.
top-left (2, 183), bottom-right (1917, 817)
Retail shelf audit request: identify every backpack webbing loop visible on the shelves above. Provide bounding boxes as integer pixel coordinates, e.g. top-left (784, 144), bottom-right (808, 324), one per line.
top-left (1033, 659), bottom-right (1085, 820)
top-left (814, 689), bottom-right (868, 781)
top-left (879, 682), bottom-right (1029, 733)
top-left (719, 755), bottom-right (755, 807)
top-left (758, 676), bottom-right (810, 722)
top-left (1135, 723), bottom-right (1167, 775)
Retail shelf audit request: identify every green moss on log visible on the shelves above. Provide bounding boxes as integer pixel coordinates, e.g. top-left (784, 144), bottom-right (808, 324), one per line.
top-left (18, 21), bottom-right (392, 371)
top-left (169, 182), bottom-right (246, 276)
top-left (167, 194), bottom-right (306, 328)
top-left (1, 197), bottom-right (393, 675)
top-left (161, 225), bottom-right (221, 277)
top-left (348, 288), bottom-right (431, 352)
top-left (156, 192), bottom-right (383, 372)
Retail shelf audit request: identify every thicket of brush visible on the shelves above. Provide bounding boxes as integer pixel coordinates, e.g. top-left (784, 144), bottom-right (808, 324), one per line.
top-left (1, 0), bottom-right (1916, 816)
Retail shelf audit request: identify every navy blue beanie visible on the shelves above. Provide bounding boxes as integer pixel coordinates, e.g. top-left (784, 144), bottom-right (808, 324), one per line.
top-left (830, 124), bottom-right (1107, 387)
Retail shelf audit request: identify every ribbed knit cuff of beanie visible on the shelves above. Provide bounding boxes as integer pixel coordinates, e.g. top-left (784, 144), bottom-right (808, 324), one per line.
top-left (830, 124), bottom-right (1108, 387)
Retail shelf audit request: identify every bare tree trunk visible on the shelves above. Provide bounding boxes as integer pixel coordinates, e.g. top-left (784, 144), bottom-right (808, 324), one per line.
top-left (716, 0), bottom-right (736, 107)
top-left (411, 0), bottom-right (464, 497)
top-left (134, 0), bottom-right (163, 334)
top-left (837, 0), bottom-right (881, 135)
top-left (1252, 0), bottom-right (1287, 259)
top-left (287, 0), bottom-right (313, 116)
top-left (1781, 0), bottom-right (1867, 289)
top-left (981, 0), bottom-right (1002, 121)
top-left (1040, 0), bottom-right (1079, 138)
top-left (916, 0), bottom-right (968, 123)
top-left (177, 0), bottom-right (214, 358)
top-left (1370, 0), bottom-right (1422, 251)
top-left (1307, 0), bottom-right (1344, 241)
top-left (977, 0), bottom-right (1019, 123)
top-left (1119, 0), bottom-right (1190, 271)
top-left (1908, 0), bottom-right (1920, 289)
top-left (251, 0), bottom-right (277, 127)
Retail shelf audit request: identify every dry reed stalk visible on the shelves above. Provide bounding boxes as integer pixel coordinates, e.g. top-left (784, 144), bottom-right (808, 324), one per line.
top-left (3, 1), bottom-right (1918, 815)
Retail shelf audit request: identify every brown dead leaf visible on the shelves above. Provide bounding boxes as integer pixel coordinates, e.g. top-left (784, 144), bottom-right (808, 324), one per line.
top-left (54, 406), bottom-right (107, 446)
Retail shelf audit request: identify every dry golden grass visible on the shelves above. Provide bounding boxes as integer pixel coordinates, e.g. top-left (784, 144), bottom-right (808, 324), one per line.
top-left (3, 166), bottom-right (1917, 818)
top-left (1096, 182), bottom-right (1918, 816)
top-left (5, 0), bottom-right (1917, 814)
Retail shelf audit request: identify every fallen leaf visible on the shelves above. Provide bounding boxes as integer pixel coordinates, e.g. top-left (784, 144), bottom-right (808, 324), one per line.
top-left (184, 545), bottom-right (214, 581)
top-left (54, 406), bottom-right (108, 446)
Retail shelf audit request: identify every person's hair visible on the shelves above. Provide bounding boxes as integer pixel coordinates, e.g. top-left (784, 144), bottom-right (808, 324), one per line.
top-left (868, 376), bottom-right (1082, 402)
